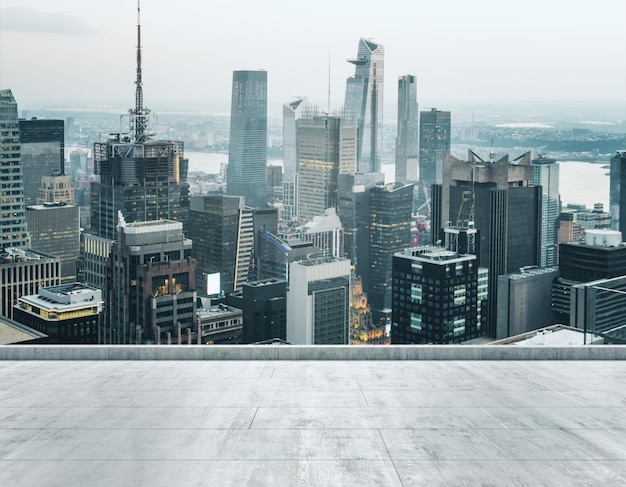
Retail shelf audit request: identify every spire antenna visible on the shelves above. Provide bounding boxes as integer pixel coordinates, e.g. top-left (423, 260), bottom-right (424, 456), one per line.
top-left (131, 0), bottom-right (149, 142)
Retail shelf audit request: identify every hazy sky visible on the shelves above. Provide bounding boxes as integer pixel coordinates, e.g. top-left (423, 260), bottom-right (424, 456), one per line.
top-left (1, 0), bottom-right (625, 115)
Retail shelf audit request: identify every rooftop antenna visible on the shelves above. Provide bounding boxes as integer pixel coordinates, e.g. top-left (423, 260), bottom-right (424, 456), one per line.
top-left (130, 0), bottom-right (150, 143)
top-left (489, 138), bottom-right (495, 163)
top-left (327, 46), bottom-right (331, 116)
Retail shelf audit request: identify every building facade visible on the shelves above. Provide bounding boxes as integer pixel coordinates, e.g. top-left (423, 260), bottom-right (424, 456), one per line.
top-left (286, 257), bottom-right (351, 345)
top-left (391, 247), bottom-right (488, 344)
top-left (610, 150), bottom-right (626, 233)
top-left (0, 90), bottom-right (29, 250)
top-left (18, 118), bottom-right (64, 206)
top-left (282, 97), bottom-right (305, 181)
top-left (419, 108), bottom-right (450, 190)
top-left (395, 74), bottom-right (419, 183)
top-left (531, 155), bottom-right (560, 267)
top-left (38, 174), bottom-right (74, 204)
top-left (344, 38), bottom-right (384, 173)
top-left (227, 70), bottom-right (268, 208)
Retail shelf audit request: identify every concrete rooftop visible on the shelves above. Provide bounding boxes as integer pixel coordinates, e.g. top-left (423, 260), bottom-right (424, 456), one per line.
top-left (1, 346), bottom-right (626, 486)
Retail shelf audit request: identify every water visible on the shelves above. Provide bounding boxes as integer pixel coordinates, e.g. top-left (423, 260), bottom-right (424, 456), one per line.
top-left (185, 152), bottom-right (610, 211)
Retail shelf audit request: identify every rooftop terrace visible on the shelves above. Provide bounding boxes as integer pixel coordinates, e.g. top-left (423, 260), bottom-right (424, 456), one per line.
top-left (1, 345), bottom-right (625, 486)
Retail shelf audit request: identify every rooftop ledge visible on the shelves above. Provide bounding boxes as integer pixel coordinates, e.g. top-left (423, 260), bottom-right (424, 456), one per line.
top-left (1, 345), bottom-right (625, 361)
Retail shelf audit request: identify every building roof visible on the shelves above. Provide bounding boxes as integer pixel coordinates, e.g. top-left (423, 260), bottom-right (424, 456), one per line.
top-left (0, 345), bottom-right (624, 486)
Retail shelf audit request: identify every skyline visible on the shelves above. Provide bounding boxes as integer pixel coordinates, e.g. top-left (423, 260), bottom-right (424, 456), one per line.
top-left (1, 0), bottom-right (625, 118)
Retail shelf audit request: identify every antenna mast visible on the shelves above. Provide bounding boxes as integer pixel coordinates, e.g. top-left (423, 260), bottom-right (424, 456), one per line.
top-left (131, 0), bottom-right (150, 142)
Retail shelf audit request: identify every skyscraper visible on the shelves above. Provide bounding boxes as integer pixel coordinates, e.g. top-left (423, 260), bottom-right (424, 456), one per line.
top-left (90, 5), bottom-right (189, 240)
top-left (395, 75), bottom-right (418, 183)
top-left (282, 97), bottom-right (305, 181)
top-left (610, 150), bottom-right (626, 233)
top-left (368, 182), bottom-right (414, 324)
top-left (0, 89), bottom-right (29, 250)
top-left (18, 118), bottom-right (64, 206)
top-left (432, 150), bottom-right (541, 337)
top-left (227, 70), bottom-right (268, 208)
top-left (344, 38), bottom-right (384, 173)
top-left (531, 155), bottom-right (560, 267)
top-left (419, 108), bottom-right (451, 190)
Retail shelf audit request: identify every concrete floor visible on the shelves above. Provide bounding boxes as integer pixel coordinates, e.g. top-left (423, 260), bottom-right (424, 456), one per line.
top-left (1, 359), bottom-right (625, 486)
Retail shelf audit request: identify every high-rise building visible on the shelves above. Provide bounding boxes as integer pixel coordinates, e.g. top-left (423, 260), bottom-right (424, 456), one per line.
top-left (227, 70), bottom-right (268, 208)
top-left (350, 274), bottom-right (388, 345)
top-left (286, 256), bottom-right (351, 345)
top-left (419, 108), bottom-right (450, 190)
top-left (26, 203), bottom-right (80, 283)
top-left (18, 118), bottom-right (64, 206)
top-left (298, 207), bottom-right (344, 258)
top-left (336, 172), bottom-right (384, 267)
top-left (105, 215), bottom-right (197, 345)
top-left (610, 150), bottom-right (626, 233)
top-left (531, 155), bottom-right (560, 267)
top-left (0, 89), bottom-right (29, 250)
top-left (188, 195), bottom-right (245, 294)
top-left (391, 247), bottom-right (488, 344)
top-left (13, 283), bottom-right (103, 344)
top-left (227, 279), bottom-right (287, 344)
top-left (257, 231), bottom-right (319, 282)
top-left (432, 151), bottom-right (541, 337)
top-left (368, 182), bottom-right (414, 323)
top-left (37, 174), bottom-right (74, 204)
top-left (395, 75), bottom-right (418, 183)
top-left (90, 7), bottom-right (189, 240)
top-left (344, 38), bottom-right (384, 173)
top-left (282, 97), bottom-right (305, 181)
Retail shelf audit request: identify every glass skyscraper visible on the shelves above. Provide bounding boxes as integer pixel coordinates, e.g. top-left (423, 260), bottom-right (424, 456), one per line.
top-left (227, 70), bottom-right (268, 208)
top-left (531, 155), bottom-right (560, 267)
top-left (395, 75), bottom-right (418, 183)
top-left (419, 108), bottom-right (451, 189)
top-left (344, 39), bottom-right (384, 174)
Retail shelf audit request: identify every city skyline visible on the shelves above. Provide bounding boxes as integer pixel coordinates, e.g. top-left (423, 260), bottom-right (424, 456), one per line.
top-left (1, 0), bottom-right (625, 116)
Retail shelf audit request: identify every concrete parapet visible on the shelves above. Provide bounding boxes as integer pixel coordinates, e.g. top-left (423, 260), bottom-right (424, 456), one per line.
top-left (0, 345), bottom-right (625, 360)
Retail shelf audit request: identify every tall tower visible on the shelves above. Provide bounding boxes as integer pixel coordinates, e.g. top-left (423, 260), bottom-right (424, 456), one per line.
top-left (344, 38), bottom-right (384, 173)
top-left (395, 75), bottom-right (418, 183)
top-left (531, 155), bottom-right (560, 267)
top-left (419, 108), bottom-right (451, 190)
top-left (610, 150), bottom-right (626, 233)
top-left (227, 70), bottom-right (268, 208)
top-left (90, 2), bottom-right (189, 240)
top-left (0, 89), bottom-right (29, 250)
top-left (18, 118), bottom-right (64, 206)
top-left (432, 150), bottom-right (541, 337)
top-left (282, 97), bottom-right (305, 181)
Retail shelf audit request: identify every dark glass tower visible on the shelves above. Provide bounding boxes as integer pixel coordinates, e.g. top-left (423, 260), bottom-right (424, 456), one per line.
top-left (395, 75), bottom-right (418, 183)
top-left (419, 108), bottom-right (450, 190)
top-left (344, 38), bottom-right (384, 173)
top-left (0, 89), bottom-right (29, 250)
top-left (610, 150), bottom-right (626, 234)
top-left (227, 70), bottom-right (268, 208)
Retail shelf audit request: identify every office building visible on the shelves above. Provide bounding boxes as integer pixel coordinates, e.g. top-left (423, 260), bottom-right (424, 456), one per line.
top-left (13, 283), bottom-right (103, 344)
top-left (26, 203), bottom-right (80, 283)
top-left (610, 150), bottom-right (626, 233)
top-left (1, 248), bottom-right (61, 320)
top-left (188, 195), bottom-right (246, 294)
top-left (368, 182), bottom-right (414, 323)
top-left (395, 75), bottom-right (418, 183)
top-left (283, 97), bottom-right (305, 181)
top-left (0, 89), bottom-right (29, 250)
top-left (298, 207), bottom-right (344, 258)
top-left (531, 155), bottom-right (560, 267)
top-left (18, 118), bottom-right (64, 206)
top-left (391, 247), bottom-right (488, 344)
top-left (496, 267), bottom-right (559, 340)
top-left (81, 233), bottom-right (112, 294)
top-left (90, 10), bottom-right (189, 240)
top-left (336, 172), bottom-right (384, 267)
top-left (286, 256), bottom-right (351, 345)
top-left (105, 215), bottom-right (197, 345)
top-left (196, 302), bottom-right (243, 345)
top-left (37, 174), bottom-right (74, 204)
top-left (419, 108), bottom-right (450, 190)
top-left (227, 70), bottom-right (268, 208)
top-left (432, 150), bottom-right (541, 337)
top-left (281, 176), bottom-right (297, 222)
top-left (344, 38), bottom-right (384, 173)
top-left (257, 231), bottom-right (320, 282)
top-left (227, 279), bottom-right (287, 343)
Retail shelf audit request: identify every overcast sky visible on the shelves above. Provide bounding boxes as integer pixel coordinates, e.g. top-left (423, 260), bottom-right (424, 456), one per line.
top-left (1, 0), bottom-right (625, 116)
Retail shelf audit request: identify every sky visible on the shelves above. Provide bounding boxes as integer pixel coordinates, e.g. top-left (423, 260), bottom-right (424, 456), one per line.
top-left (1, 0), bottom-right (625, 117)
